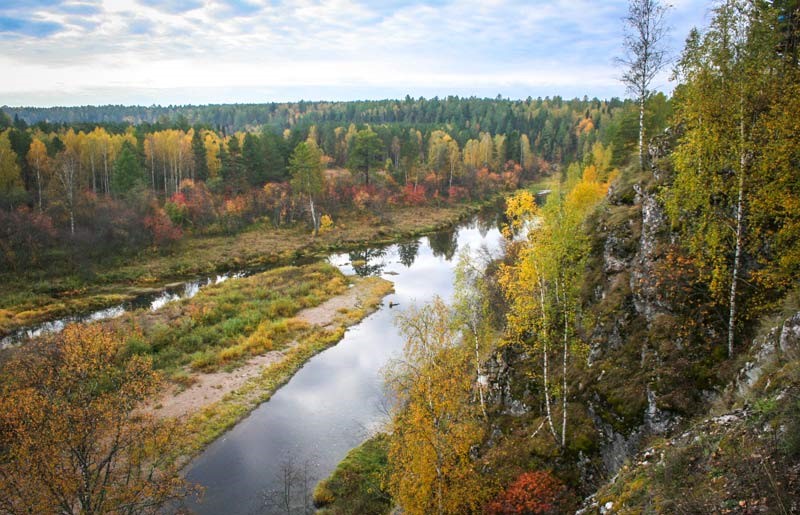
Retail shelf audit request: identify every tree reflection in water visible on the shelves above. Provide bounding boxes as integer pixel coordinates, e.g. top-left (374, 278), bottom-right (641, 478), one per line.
top-left (397, 241), bottom-right (420, 268)
top-left (428, 227), bottom-right (458, 261)
top-left (348, 247), bottom-right (388, 276)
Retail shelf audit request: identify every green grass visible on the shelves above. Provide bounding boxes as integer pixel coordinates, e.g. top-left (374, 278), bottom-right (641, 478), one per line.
top-left (0, 200), bottom-right (492, 337)
top-left (177, 275), bottom-right (394, 458)
top-left (314, 434), bottom-right (393, 515)
top-left (116, 262), bottom-right (350, 377)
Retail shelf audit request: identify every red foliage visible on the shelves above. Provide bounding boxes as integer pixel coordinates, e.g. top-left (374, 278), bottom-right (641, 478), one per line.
top-left (484, 471), bottom-right (567, 515)
top-left (144, 209), bottom-right (183, 247)
top-left (401, 183), bottom-right (427, 205)
top-left (173, 180), bottom-right (217, 228)
top-left (447, 186), bottom-right (471, 203)
top-left (475, 167), bottom-right (504, 197)
top-left (351, 185), bottom-right (381, 212)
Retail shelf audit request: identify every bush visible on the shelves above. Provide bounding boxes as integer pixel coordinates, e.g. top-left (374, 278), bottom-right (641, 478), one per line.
top-left (485, 471), bottom-right (569, 515)
top-left (0, 207), bottom-right (57, 269)
top-left (144, 209), bottom-right (183, 247)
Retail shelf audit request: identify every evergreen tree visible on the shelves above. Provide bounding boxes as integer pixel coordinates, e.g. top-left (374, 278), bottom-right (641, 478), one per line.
top-left (242, 132), bottom-right (266, 186)
top-left (191, 129), bottom-right (209, 182)
top-left (111, 141), bottom-right (143, 196)
top-left (347, 128), bottom-right (382, 186)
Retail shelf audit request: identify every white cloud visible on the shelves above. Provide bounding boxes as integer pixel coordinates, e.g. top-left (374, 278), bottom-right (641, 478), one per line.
top-left (0, 0), bottom-right (710, 106)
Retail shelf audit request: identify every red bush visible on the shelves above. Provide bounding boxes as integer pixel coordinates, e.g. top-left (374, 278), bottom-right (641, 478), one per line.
top-left (401, 183), bottom-right (427, 205)
top-left (484, 471), bottom-right (567, 515)
top-left (144, 209), bottom-right (183, 247)
top-left (447, 185), bottom-right (470, 203)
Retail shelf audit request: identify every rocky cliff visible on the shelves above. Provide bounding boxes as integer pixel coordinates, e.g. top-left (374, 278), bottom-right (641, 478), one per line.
top-left (481, 140), bottom-right (798, 512)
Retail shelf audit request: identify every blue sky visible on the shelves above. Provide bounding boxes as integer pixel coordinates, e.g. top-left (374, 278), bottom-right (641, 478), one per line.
top-left (0, 0), bottom-right (713, 107)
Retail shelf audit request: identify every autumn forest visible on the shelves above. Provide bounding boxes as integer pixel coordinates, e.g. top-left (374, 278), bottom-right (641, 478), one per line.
top-left (1, 0), bottom-right (799, 514)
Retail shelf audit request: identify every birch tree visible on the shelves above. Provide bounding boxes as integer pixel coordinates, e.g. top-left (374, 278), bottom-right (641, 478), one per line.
top-left (667, 0), bottom-right (789, 356)
top-left (617, 0), bottom-right (670, 171)
top-left (385, 298), bottom-right (488, 515)
top-left (500, 168), bottom-right (607, 448)
top-left (289, 141), bottom-right (324, 236)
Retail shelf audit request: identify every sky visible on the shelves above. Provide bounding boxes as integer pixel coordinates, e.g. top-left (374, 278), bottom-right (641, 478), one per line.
top-left (0, 0), bottom-right (713, 107)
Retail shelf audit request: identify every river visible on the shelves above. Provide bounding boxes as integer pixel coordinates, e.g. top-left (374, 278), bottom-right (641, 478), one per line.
top-left (183, 210), bottom-right (506, 514)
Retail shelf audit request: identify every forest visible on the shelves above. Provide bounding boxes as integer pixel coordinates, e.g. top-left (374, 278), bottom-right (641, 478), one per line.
top-left (1, 0), bottom-right (799, 514)
top-left (0, 94), bottom-right (656, 271)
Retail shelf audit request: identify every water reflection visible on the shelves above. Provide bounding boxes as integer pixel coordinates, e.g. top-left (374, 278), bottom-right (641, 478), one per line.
top-left (397, 240), bottom-right (420, 268)
top-left (348, 247), bottom-right (388, 277)
top-left (428, 226), bottom-right (458, 260)
top-left (185, 215), bottom-right (505, 515)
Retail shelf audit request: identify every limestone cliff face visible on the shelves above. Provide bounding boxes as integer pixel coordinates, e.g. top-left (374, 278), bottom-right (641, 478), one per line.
top-left (484, 139), bottom-right (706, 483)
top-left (481, 137), bottom-right (798, 512)
top-left (578, 309), bottom-right (800, 514)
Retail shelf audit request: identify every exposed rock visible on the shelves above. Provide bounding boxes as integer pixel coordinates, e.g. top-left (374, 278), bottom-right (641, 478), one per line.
top-left (645, 386), bottom-right (679, 434)
top-left (780, 312), bottom-right (800, 352)
top-left (630, 189), bottom-right (667, 322)
top-left (484, 346), bottom-right (531, 416)
top-left (588, 402), bottom-right (643, 475)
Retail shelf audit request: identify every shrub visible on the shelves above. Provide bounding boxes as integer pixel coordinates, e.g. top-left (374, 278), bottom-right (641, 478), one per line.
top-left (144, 209), bottom-right (183, 247)
top-left (485, 471), bottom-right (568, 515)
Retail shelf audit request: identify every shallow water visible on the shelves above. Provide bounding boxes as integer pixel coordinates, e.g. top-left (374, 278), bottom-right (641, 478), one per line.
top-left (1, 272), bottom-right (247, 348)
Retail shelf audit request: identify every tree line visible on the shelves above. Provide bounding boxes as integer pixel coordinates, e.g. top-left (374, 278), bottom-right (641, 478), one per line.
top-left (0, 95), bottom-right (655, 271)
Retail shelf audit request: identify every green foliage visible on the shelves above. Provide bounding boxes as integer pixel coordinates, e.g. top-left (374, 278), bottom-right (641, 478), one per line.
top-left (347, 128), bottom-right (383, 185)
top-left (500, 165), bottom-right (608, 447)
top-left (111, 140), bottom-right (143, 196)
top-left (289, 141), bottom-right (323, 198)
top-left (667, 1), bottom-right (800, 351)
top-left (191, 128), bottom-right (209, 181)
top-left (125, 262), bottom-right (348, 375)
top-left (314, 434), bottom-right (392, 515)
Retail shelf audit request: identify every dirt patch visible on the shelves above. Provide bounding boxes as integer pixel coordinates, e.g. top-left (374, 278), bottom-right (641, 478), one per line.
top-left (150, 352), bottom-right (284, 419)
top-left (297, 283), bottom-right (364, 328)
top-left (149, 276), bottom-right (386, 420)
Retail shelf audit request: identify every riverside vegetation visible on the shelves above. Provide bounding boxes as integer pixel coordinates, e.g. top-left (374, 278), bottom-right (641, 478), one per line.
top-left (2, 0), bottom-right (799, 513)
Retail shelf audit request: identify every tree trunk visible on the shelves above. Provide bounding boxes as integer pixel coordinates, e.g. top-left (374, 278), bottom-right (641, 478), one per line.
top-left (103, 150), bottom-right (109, 195)
top-left (36, 167), bottom-right (42, 211)
top-left (90, 155), bottom-right (96, 194)
top-left (309, 197), bottom-right (318, 237)
top-left (69, 197), bottom-right (75, 236)
top-left (638, 94), bottom-right (646, 171)
top-left (728, 102), bottom-right (747, 358)
top-left (537, 276), bottom-right (558, 444)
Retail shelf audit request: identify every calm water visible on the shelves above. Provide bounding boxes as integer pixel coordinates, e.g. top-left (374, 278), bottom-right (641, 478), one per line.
top-left (183, 213), bottom-right (505, 514)
top-left (1, 272), bottom-right (247, 348)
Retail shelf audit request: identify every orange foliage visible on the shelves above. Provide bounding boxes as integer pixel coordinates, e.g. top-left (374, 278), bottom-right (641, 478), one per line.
top-left (485, 471), bottom-right (567, 515)
top-left (0, 324), bottom-right (199, 513)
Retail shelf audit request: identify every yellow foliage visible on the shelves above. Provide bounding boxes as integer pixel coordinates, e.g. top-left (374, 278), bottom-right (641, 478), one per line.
top-left (319, 213), bottom-right (334, 233)
top-left (386, 298), bottom-right (489, 514)
top-left (0, 324), bottom-right (198, 512)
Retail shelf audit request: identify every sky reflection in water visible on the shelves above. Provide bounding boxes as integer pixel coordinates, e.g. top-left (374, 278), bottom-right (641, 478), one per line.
top-left (184, 217), bottom-right (504, 514)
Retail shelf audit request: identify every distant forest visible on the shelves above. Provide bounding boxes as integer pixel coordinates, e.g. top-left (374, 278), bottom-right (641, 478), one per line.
top-left (2, 95), bottom-right (668, 165)
top-left (0, 95), bottom-right (664, 271)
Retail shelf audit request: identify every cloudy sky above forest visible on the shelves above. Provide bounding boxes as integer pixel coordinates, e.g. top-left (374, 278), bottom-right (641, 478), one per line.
top-left (1, 0), bottom-right (711, 106)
